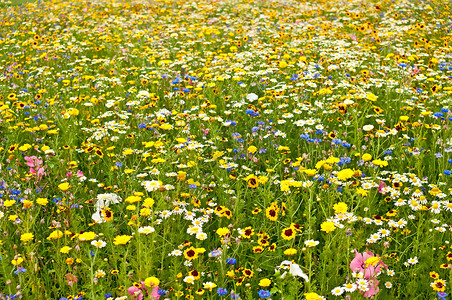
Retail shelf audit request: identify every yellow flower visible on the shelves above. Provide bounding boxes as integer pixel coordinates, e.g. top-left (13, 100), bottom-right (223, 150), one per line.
top-left (140, 208), bottom-right (151, 217)
top-left (4, 200), bottom-right (16, 207)
top-left (258, 176), bottom-right (269, 184)
top-left (177, 171), bottom-right (187, 181)
top-left (183, 247), bottom-right (205, 261)
top-left (144, 276), bottom-right (160, 287)
top-left (159, 123), bottom-right (173, 130)
top-left (203, 282), bottom-right (217, 291)
top-left (125, 196), bottom-right (141, 203)
top-left (372, 159), bottom-right (388, 167)
top-left (366, 93), bottom-right (378, 102)
top-left (47, 230), bottom-right (64, 240)
top-left (113, 235), bottom-right (132, 245)
top-left (19, 144), bottom-right (32, 151)
top-left (11, 257), bottom-right (24, 266)
top-left (123, 148), bottom-right (134, 155)
top-left (336, 169), bottom-right (355, 181)
top-left (365, 257), bottom-right (380, 268)
top-left (283, 248), bottom-right (297, 256)
top-left (362, 153), bottom-right (372, 161)
top-left (78, 231), bottom-right (96, 241)
top-left (65, 258), bottom-right (74, 265)
top-left (356, 188), bottom-right (368, 197)
top-left (8, 215), bottom-right (18, 221)
top-left (20, 233), bottom-right (34, 242)
top-left (60, 246), bottom-right (72, 254)
top-left (320, 221), bottom-right (336, 233)
top-left (303, 169), bottom-right (318, 176)
top-left (22, 200), bottom-right (33, 209)
top-left (279, 60), bottom-right (288, 68)
top-left (8, 144), bottom-right (18, 153)
top-left (36, 198), bottom-right (48, 206)
top-left (304, 292), bottom-right (321, 300)
top-left (143, 198), bottom-right (154, 207)
top-left (58, 182), bottom-right (71, 191)
top-left (258, 278), bottom-right (271, 287)
top-left (333, 202), bottom-right (348, 214)
top-left (216, 227), bottom-right (230, 237)
top-left (281, 227), bottom-right (296, 240)
top-left (247, 145), bottom-right (257, 154)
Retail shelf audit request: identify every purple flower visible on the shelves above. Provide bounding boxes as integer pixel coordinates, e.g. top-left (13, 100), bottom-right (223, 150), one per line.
top-left (438, 292), bottom-right (448, 300)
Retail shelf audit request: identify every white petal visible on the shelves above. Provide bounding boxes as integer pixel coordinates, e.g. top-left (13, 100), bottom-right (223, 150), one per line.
top-left (289, 263), bottom-right (309, 282)
top-left (92, 210), bottom-right (104, 223)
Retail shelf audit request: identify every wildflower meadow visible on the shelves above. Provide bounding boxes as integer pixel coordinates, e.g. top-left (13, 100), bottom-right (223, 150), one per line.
top-left (0, 0), bottom-right (451, 299)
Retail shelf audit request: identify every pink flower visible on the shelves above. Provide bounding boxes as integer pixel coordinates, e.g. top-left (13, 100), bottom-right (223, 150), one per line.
top-left (128, 282), bottom-right (160, 300)
top-left (150, 286), bottom-right (160, 300)
top-left (377, 181), bottom-right (387, 194)
top-left (35, 167), bottom-right (46, 179)
top-left (66, 273), bottom-right (78, 287)
top-left (128, 286), bottom-right (143, 300)
top-left (350, 249), bottom-right (372, 274)
top-left (25, 156), bottom-right (42, 168)
top-left (363, 278), bottom-right (380, 298)
top-left (202, 128), bottom-right (210, 136)
top-left (350, 249), bottom-right (387, 298)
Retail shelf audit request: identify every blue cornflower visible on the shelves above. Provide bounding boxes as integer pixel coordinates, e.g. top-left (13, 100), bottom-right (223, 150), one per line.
top-left (14, 267), bottom-right (26, 274)
top-left (226, 258), bottom-right (237, 265)
top-left (258, 290), bottom-right (271, 298)
top-left (217, 288), bottom-right (228, 296)
top-left (434, 112), bottom-right (444, 118)
top-left (437, 292), bottom-right (448, 300)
